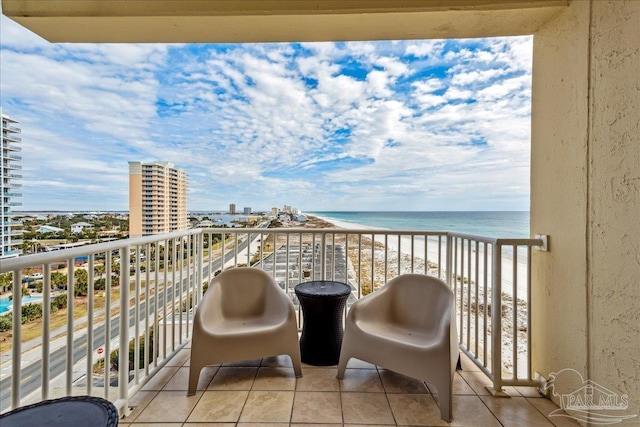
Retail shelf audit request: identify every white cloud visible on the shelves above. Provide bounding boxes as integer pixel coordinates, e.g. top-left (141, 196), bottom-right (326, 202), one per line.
top-left (0, 19), bottom-right (533, 212)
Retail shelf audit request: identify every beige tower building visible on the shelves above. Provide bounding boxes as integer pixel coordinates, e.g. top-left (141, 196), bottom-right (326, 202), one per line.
top-left (129, 161), bottom-right (188, 237)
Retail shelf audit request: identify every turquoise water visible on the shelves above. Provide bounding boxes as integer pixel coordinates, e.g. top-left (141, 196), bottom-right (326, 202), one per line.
top-left (0, 295), bottom-right (43, 314)
top-left (307, 211), bottom-right (529, 238)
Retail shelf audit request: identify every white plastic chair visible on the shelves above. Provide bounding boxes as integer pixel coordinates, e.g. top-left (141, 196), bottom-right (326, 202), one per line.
top-left (337, 274), bottom-right (458, 421)
top-left (188, 267), bottom-right (302, 395)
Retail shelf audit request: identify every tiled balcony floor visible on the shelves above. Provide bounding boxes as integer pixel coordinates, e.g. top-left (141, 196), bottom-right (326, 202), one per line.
top-left (121, 347), bottom-right (580, 427)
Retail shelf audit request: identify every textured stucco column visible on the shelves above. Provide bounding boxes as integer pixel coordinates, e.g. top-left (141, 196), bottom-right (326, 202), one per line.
top-left (532, 0), bottom-right (639, 418)
top-left (588, 0), bottom-right (640, 416)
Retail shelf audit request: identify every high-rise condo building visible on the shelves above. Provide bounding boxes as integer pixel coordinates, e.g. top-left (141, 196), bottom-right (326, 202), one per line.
top-left (229, 203), bottom-right (236, 214)
top-left (129, 161), bottom-right (188, 237)
top-left (1, 111), bottom-right (23, 259)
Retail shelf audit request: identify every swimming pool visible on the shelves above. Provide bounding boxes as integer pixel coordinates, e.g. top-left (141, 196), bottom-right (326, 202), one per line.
top-left (0, 295), bottom-right (43, 314)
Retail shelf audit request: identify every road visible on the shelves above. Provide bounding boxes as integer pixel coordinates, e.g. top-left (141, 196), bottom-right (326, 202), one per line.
top-left (0, 228), bottom-right (263, 411)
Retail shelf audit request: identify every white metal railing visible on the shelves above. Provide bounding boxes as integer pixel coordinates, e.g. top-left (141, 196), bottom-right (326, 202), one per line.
top-left (0, 227), bottom-right (541, 415)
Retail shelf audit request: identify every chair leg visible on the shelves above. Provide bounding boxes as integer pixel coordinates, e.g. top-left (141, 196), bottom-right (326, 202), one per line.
top-left (187, 363), bottom-right (201, 396)
top-left (435, 378), bottom-right (453, 422)
top-left (336, 352), bottom-right (349, 379)
top-left (290, 352), bottom-right (303, 377)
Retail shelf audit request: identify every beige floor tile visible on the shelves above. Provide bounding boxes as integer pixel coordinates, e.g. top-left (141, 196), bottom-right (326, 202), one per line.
top-left (141, 366), bottom-right (180, 391)
top-left (223, 358), bottom-right (263, 367)
top-left (291, 391), bottom-right (343, 424)
top-left (162, 366), bottom-right (217, 391)
top-left (458, 353), bottom-right (481, 371)
top-left (526, 397), bottom-right (585, 427)
top-left (135, 390), bottom-right (202, 423)
top-left (187, 424), bottom-right (236, 427)
top-left (516, 386), bottom-right (545, 398)
top-left (453, 373), bottom-right (476, 395)
top-left (345, 358), bottom-right (377, 369)
top-left (340, 368), bottom-right (384, 392)
top-left (253, 367), bottom-right (297, 390)
top-left (379, 369), bottom-right (429, 394)
top-left (292, 424), bottom-right (342, 427)
top-left (187, 390), bottom-right (249, 423)
top-left (481, 396), bottom-right (556, 427)
top-left (208, 367), bottom-right (258, 390)
top-left (457, 370), bottom-right (492, 396)
top-left (296, 367), bottom-right (340, 391)
top-left (165, 348), bottom-right (190, 366)
top-left (238, 424), bottom-right (289, 427)
top-left (387, 394), bottom-right (448, 426)
top-left (342, 392), bottom-right (395, 425)
top-left (449, 395), bottom-right (502, 427)
top-left (126, 423), bottom-right (182, 427)
top-left (261, 355), bottom-right (294, 368)
top-left (345, 425), bottom-right (396, 427)
top-left (123, 390), bottom-right (157, 422)
top-left (239, 390), bottom-right (295, 422)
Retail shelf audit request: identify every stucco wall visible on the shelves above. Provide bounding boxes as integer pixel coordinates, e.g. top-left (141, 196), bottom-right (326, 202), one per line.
top-left (531, 0), bottom-right (590, 390)
top-left (588, 0), bottom-right (640, 415)
top-left (532, 0), bottom-right (640, 418)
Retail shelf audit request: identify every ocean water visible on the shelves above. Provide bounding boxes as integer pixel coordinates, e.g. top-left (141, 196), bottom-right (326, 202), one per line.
top-left (307, 211), bottom-right (529, 238)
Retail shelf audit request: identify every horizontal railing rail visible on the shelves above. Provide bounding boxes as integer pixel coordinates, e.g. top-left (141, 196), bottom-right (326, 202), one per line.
top-left (0, 227), bottom-right (541, 415)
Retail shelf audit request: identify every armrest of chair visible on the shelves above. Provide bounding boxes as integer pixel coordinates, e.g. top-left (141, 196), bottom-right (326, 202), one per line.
top-left (348, 287), bottom-right (390, 323)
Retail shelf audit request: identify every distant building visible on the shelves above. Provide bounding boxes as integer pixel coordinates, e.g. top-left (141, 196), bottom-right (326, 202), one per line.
top-left (129, 161), bottom-right (188, 237)
top-left (271, 207), bottom-right (279, 215)
top-left (243, 207), bottom-right (252, 215)
top-left (283, 205), bottom-right (291, 213)
top-left (71, 222), bottom-right (94, 233)
top-left (1, 111), bottom-right (23, 258)
top-left (229, 203), bottom-right (236, 214)
top-left (37, 225), bottom-right (64, 234)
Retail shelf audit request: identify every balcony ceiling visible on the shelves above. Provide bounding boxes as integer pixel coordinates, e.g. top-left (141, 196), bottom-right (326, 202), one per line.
top-left (2, 0), bottom-right (569, 43)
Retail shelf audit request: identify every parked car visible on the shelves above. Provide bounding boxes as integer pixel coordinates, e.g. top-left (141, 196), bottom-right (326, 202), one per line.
top-left (29, 273), bottom-right (44, 280)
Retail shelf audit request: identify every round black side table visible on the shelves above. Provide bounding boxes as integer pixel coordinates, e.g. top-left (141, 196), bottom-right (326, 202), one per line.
top-left (0, 396), bottom-right (119, 426)
top-left (295, 280), bottom-right (351, 366)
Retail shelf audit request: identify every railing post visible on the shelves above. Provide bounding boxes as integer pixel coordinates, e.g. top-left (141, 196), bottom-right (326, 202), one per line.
top-left (197, 232), bottom-right (203, 304)
top-left (489, 241), bottom-right (508, 396)
top-left (321, 232), bottom-right (326, 281)
top-left (119, 246), bottom-right (131, 414)
top-left (11, 270), bottom-right (21, 409)
top-left (66, 257), bottom-right (74, 395)
top-left (446, 234), bottom-right (453, 287)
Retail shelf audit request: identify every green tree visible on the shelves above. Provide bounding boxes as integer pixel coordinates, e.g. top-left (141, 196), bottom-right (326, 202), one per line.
top-left (74, 269), bottom-right (88, 296)
top-left (51, 272), bottom-right (67, 289)
top-left (94, 264), bottom-right (105, 278)
top-left (0, 272), bottom-right (12, 292)
top-left (52, 294), bottom-right (67, 310)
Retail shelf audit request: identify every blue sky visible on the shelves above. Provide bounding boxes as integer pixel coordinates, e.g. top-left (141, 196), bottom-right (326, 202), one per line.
top-left (1, 15), bottom-right (532, 212)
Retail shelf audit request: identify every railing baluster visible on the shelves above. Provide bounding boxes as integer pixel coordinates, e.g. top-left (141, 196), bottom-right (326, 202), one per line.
top-left (105, 252), bottom-right (111, 398)
top-left (512, 245), bottom-right (518, 380)
top-left (87, 257), bottom-right (94, 395)
top-left (42, 264), bottom-right (51, 400)
top-left (66, 257), bottom-right (74, 395)
top-left (474, 241), bottom-right (479, 358)
top-left (145, 243), bottom-right (151, 377)
top-left (11, 271), bottom-right (21, 409)
top-left (384, 234), bottom-right (388, 284)
top-left (491, 242), bottom-right (504, 395)
top-left (119, 246), bottom-right (130, 412)
top-left (135, 245), bottom-right (141, 385)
